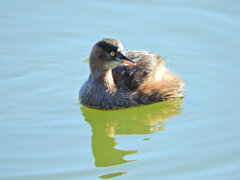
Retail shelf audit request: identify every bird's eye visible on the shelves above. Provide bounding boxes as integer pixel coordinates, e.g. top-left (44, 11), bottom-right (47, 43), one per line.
top-left (110, 51), bottom-right (115, 56)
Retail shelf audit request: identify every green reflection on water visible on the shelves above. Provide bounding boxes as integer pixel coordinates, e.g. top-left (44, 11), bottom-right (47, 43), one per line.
top-left (99, 171), bottom-right (127, 179)
top-left (81, 98), bottom-right (183, 168)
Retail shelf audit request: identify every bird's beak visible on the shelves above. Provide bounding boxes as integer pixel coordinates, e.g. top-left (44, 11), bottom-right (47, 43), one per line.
top-left (116, 53), bottom-right (136, 66)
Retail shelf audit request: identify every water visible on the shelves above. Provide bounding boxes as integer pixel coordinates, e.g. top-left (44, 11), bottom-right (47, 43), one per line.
top-left (1, 0), bottom-right (240, 179)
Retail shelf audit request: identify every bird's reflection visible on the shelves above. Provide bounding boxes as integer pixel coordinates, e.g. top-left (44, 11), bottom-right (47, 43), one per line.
top-left (81, 98), bottom-right (183, 168)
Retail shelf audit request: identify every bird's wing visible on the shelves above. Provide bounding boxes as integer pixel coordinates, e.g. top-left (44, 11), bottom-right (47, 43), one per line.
top-left (112, 50), bottom-right (164, 91)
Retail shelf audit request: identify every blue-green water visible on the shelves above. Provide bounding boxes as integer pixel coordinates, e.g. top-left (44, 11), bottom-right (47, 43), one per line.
top-left (1, 0), bottom-right (240, 179)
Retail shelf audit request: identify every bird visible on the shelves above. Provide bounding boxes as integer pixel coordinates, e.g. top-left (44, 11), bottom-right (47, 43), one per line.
top-left (79, 38), bottom-right (184, 109)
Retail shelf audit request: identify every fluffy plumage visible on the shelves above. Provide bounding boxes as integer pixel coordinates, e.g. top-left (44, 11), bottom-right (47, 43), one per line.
top-left (79, 38), bottom-right (184, 109)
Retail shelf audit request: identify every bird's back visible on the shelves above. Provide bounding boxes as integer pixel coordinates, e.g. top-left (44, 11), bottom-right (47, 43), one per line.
top-left (112, 51), bottom-right (184, 104)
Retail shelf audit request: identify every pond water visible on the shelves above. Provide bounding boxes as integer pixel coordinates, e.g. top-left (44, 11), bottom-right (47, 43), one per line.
top-left (1, 0), bottom-right (240, 179)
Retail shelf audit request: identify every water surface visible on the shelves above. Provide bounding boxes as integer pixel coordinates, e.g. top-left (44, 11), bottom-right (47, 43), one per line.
top-left (1, 0), bottom-right (240, 179)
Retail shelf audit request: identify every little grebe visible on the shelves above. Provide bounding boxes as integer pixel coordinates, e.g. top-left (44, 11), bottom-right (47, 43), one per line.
top-left (79, 38), bottom-right (184, 109)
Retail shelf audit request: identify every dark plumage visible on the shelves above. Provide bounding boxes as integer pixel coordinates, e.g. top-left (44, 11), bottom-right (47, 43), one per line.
top-left (79, 38), bottom-right (184, 109)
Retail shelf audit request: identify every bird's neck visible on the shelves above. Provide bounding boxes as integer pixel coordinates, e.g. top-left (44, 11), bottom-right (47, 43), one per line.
top-left (91, 68), bottom-right (117, 94)
top-left (89, 51), bottom-right (117, 93)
